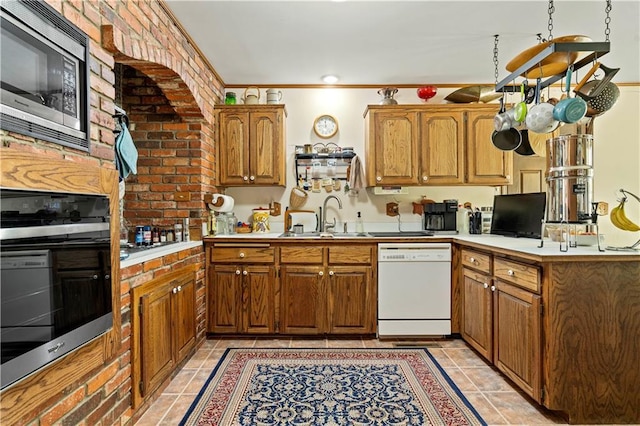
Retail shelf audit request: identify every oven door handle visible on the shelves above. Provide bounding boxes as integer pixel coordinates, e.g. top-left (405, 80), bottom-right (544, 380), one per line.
top-left (0, 222), bottom-right (109, 240)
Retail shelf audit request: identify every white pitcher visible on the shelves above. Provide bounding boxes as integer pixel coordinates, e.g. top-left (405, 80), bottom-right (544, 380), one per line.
top-left (266, 89), bottom-right (283, 104)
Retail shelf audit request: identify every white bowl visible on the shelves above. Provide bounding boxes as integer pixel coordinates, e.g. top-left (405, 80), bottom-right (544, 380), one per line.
top-left (526, 102), bottom-right (559, 134)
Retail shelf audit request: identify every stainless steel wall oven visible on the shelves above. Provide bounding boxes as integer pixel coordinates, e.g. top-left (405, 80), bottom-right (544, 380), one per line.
top-left (0, 188), bottom-right (112, 389)
top-left (0, 0), bottom-right (90, 151)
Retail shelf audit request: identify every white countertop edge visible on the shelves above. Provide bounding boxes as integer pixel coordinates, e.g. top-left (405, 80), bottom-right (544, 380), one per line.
top-left (120, 241), bottom-right (202, 268)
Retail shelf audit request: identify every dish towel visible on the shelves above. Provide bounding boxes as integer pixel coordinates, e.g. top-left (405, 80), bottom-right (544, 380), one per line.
top-left (348, 154), bottom-right (365, 195)
top-left (115, 120), bottom-right (138, 181)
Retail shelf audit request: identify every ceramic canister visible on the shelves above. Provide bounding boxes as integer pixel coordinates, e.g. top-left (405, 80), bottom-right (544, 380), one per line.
top-left (252, 208), bottom-right (270, 233)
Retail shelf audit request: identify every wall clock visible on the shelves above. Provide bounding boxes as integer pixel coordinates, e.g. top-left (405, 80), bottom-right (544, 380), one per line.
top-left (313, 114), bottom-right (338, 139)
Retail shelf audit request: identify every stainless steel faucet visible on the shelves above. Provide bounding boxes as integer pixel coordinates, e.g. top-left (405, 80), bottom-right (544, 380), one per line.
top-left (320, 195), bottom-right (343, 232)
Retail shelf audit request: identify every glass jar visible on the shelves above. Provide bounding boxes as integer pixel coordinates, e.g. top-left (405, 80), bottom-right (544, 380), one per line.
top-left (227, 213), bottom-right (237, 234)
top-left (225, 92), bottom-right (237, 105)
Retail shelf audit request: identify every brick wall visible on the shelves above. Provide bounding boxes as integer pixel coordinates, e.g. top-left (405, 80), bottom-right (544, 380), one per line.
top-left (0, 1), bottom-right (222, 424)
top-left (119, 66), bottom-right (209, 236)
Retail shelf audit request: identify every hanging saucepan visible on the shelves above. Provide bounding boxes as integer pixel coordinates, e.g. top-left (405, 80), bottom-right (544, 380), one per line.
top-left (573, 62), bottom-right (620, 117)
top-left (491, 96), bottom-right (522, 151)
top-left (526, 79), bottom-right (560, 134)
top-left (553, 66), bottom-right (587, 123)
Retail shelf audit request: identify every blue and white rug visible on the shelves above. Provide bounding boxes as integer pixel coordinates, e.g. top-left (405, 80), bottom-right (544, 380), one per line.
top-left (180, 348), bottom-right (486, 426)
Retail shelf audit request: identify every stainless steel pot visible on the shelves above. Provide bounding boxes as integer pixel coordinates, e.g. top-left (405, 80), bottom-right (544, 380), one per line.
top-left (545, 134), bottom-right (594, 223)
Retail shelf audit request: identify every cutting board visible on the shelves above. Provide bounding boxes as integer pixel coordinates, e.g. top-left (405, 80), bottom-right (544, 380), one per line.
top-left (285, 210), bottom-right (317, 232)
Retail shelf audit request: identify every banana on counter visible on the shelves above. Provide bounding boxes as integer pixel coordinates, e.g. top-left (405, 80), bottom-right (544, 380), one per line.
top-left (609, 189), bottom-right (640, 232)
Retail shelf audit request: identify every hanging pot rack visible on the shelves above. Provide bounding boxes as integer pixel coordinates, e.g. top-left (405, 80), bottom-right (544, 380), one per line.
top-left (495, 41), bottom-right (610, 93)
top-left (496, 0), bottom-right (612, 93)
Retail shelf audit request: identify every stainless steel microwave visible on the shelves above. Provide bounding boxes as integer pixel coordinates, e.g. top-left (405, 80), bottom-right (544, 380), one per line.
top-left (0, 0), bottom-right (89, 151)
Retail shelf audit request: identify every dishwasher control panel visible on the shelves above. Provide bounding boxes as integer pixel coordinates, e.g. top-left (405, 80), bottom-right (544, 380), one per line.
top-left (378, 243), bottom-right (451, 262)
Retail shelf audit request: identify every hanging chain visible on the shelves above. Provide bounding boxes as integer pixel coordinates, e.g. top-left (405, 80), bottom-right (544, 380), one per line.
top-left (547, 0), bottom-right (555, 41)
top-left (493, 35), bottom-right (499, 85)
top-left (604, 0), bottom-right (612, 42)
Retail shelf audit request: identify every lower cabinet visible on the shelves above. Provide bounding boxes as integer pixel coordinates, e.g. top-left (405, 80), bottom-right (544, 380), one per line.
top-left (278, 244), bottom-right (376, 335)
top-left (460, 248), bottom-right (542, 403)
top-left (207, 245), bottom-right (276, 334)
top-left (131, 265), bottom-right (197, 408)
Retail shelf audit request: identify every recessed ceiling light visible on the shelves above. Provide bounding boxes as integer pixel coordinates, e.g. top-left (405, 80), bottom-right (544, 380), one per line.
top-left (322, 75), bottom-right (339, 84)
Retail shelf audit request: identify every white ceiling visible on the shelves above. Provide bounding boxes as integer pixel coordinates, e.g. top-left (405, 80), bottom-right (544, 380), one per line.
top-left (164, 1), bottom-right (640, 87)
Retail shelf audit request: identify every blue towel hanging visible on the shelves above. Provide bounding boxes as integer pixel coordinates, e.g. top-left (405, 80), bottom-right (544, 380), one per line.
top-left (115, 120), bottom-right (138, 180)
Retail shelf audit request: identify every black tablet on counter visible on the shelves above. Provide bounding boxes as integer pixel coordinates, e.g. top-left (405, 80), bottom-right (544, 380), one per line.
top-left (490, 192), bottom-right (546, 239)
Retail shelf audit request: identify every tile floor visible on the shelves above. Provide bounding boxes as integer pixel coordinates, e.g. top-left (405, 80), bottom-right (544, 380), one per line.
top-left (134, 337), bottom-right (570, 426)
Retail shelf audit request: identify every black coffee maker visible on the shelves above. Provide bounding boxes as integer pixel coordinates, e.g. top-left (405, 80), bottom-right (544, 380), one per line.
top-left (423, 200), bottom-right (458, 234)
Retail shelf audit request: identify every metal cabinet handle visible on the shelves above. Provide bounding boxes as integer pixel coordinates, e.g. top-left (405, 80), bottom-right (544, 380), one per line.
top-left (235, 270), bottom-right (241, 275)
top-left (243, 270), bottom-right (248, 276)
top-left (491, 285), bottom-right (496, 292)
top-left (507, 269), bottom-right (514, 276)
top-left (483, 283), bottom-right (489, 289)
top-left (239, 252), bottom-right (245, 258)
top-left (318, 271), bottom-right (324, 276)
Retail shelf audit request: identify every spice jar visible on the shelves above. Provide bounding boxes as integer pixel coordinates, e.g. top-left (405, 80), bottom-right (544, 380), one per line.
top-left (225, 92), bottom-right (237, 105)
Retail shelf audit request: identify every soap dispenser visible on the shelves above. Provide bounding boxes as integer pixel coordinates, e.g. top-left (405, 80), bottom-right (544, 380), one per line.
top-left (355, 211), bottom-right (365, 234)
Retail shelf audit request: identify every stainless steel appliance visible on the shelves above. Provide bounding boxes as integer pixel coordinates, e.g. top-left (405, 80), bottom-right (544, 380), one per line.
top-left (0, 0), bottom-right (89, 150)
top-left (546, 134), bottom-right (594, 223)
top-left (0, 188), bottom-right (112, 390)
top-left (423, 200), bottom-right (458, 234)
top-left (377, 243), bottom-right (451, 337)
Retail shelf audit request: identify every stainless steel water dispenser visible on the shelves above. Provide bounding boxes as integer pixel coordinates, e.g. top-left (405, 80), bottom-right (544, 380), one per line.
top-left (546, 134), bottom-right (594, 223)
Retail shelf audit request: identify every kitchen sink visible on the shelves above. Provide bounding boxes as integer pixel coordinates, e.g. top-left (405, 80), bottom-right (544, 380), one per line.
top-left (367, 231), bottom-right (434, 237)
top-left (278, 232), bottom-right (370, 238)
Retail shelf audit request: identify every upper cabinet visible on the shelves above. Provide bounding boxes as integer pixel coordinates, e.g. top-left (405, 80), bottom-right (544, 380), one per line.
top-left (216, 105), bottom-right (286, 186)
top-left (364, 104), bottom-right (512, 187)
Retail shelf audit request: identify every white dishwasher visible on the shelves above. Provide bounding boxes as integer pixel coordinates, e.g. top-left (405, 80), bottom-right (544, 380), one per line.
top-left (377, 243), bottom-right (451, 337)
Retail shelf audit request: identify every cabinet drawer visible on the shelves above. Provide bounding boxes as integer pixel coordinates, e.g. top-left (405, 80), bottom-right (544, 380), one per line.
top-left (328, 246), bottom-right (373, 264)
top-left (211, 246), bottom-right (275, 263)
top-left (461, 249), bottom-right (491, 273)
top-left (493, 258), bottom-right (540, 293)
top-left (280, 246), bottom-right (323, 264)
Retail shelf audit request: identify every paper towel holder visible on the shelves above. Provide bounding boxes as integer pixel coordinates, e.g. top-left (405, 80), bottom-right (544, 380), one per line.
top-left (204, 193), bottom-right (224, 208)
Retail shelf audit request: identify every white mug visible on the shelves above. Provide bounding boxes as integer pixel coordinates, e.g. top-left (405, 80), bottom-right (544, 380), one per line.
top-left (266, 89), bottom-right (283, 104)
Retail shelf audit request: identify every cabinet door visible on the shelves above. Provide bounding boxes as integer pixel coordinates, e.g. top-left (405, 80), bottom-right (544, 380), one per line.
top-left (242, 265), bottom-right (275, 334)
top-left (174, 273), bottom-right (196, 362)
top-left (466, 110), bottom-right (513, 185)
top-left (327, 266), bottom-right (373, 334)
top-left (461, 268), bottom-right (493, 361)
top-left (494, 280), bottom-right (542, 403)
top-left (140, 283), bottom-right (174, 397)
top-left (419, 111), bottom-right (465, 185)
top-left (280, 265), bottom-right (325, 334)
top-left (371, 111), bottom-right (419, 185)
top-left (249, 110), bottom-right (284, 185)
top-left (208, 264), bottom-right (242, 333)
top-left (218, 111), bottom-right (250, 185)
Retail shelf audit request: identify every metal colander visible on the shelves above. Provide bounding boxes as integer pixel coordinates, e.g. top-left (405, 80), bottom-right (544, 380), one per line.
top-left (580, 80), bottom-right (620, 116)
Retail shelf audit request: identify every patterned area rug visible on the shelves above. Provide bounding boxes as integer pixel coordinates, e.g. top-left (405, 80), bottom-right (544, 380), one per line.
top-left (180, 348), bottom-right (486, 426)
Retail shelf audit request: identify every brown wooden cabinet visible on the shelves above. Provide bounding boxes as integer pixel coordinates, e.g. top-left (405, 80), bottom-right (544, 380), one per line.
top-left (216, 105), bottom-right (286, 186)
top-left (460, 248), bottom-right (542, 403)
top-left (279, 244), bottom-right (376, 335)
top-left (364, 104), bottom-right (511, 186)
top-left (207, 245), bottom-right (276, 334)
top-left (131, 265), bottom-right (197, 408)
